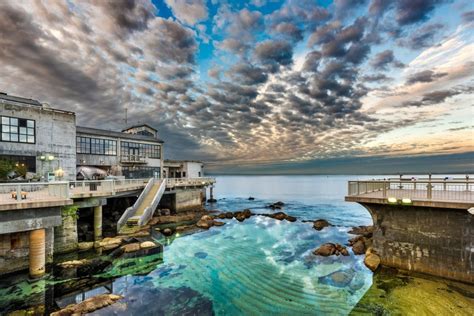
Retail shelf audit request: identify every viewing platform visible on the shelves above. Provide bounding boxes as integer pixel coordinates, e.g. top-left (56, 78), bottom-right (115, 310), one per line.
top-left (345, 177), bottom-right (474, 210)
top-left (0, 177), bottom-right (216, 211)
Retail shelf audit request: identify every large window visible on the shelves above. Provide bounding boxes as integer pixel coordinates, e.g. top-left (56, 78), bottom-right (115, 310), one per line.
top-left (121, 141), bottom-right (161, 159)
top-left (1, 116), bottom-right (35, 143)
top-left (76, 136), bottom-right (117, 156)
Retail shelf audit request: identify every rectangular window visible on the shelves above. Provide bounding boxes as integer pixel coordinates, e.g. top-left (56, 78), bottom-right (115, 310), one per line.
top-left (120, 141), bottom-right (160, 158)
top-left (0, 116), bottom-right (35, 144)
top-left (76, 136), bottom-right (116, 156)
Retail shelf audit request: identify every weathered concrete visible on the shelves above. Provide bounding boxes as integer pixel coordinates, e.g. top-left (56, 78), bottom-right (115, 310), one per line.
top-left (0, 97), bottom-right (76, 180)
top-left (360, 203), bottom-right (473, 284)
top-left (0, 207), bottom-right (62, 234)
top-left (160, 189), bottom-right (203, 213)
top-left (54, 212), bottom-right (78, 254)
top-left (29, 228), bottom-right (46, 278)
top-left (94, 205), bottom-right (102, 241)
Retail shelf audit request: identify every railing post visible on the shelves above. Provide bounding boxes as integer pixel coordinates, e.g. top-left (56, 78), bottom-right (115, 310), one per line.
top-left (16, 185), bottom-right (21, 201)
top-left (357, 182), bottom-right (360, 195)
top-left (427, 182), bottom-right (432, 199)
top-left (383, 181), bottom-right (387, 198)
top-left (466, 175), bottom-right (469, 191)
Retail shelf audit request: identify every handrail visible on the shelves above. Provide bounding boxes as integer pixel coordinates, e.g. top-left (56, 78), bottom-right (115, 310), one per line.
top-left (138, 179), bottom-right (166, 226)
top-left (117, 178), bottom-right (154, 231)
top-left (166, 177), bottom-right (215, 188)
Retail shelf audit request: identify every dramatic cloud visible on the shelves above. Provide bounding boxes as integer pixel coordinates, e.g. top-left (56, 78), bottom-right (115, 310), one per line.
top-left (0, 0), bottom-right (471, 171)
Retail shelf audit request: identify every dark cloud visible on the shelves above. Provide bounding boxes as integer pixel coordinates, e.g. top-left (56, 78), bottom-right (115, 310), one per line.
top-left (461, 10), bottom-right (474, 23)
top-left (270, 22), bottom-right (303, 42)
top-left (406, 70), bottom-right (447, 84)
top-left (228, 63), bottom-right (268, 85)
top-left (334, 0), bottom-right (368, 19)
top-left (395, 0), bottom-right (448, 25)
top-left (361, 73), bottom-right (392, 82)
top-left (402, 89), bottom-right (461, 107)
top-left (398, 23), bottom-right (444, 49)
top-left (254, 40), bottom-right (293, 67)
top-left (370, 50), bottom-right (404, 70)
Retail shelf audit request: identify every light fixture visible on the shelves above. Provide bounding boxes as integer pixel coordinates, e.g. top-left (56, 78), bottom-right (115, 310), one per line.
top-left (48, 155), bottom-right (55, 161)
top-left (55, 167), bottom-right (64, 178)
top-left (387, 197), bottom-right (398, 204)
top-left (40, 155), bottom-right (46, 161)
top-left (401, 198), bottom-right (412, 205)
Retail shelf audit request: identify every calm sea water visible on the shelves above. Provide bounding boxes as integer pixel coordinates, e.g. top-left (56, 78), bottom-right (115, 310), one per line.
top-left (1, 175), bottom-right (472, 315)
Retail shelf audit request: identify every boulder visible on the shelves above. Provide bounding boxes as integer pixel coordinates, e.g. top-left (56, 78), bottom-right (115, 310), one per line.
top-left (99, 237), bottom-right (122, 247)
top-left (349, 225), bottom-right (374, 238)
top-left (313, 243), bottom-right (337, 256)
top-left (225, 212), bottom-right (234, 219)
top-left (58, 259), bottom-right (91, 269)
top-left (201, 215), bottom-right (213, 221)
top-left (271, 212), bottom-right (287, 221)
top-left (213, 221), bottom-right (226, 226)
top-left (217, 213), bottom-right (226, 219)
top-left (160, 209), bottom-right (171, 216)
top-left (162, 228), bottom-right (174, 236)
top-left (234, 213), bottom-right (246, 222)
top-left (122, 243), bottom-right (140, 253)
top-left (313, 219), bottom-right (330, 231)
top-left (242, 209), bottom-right (252, 218)
top-left (364, 253), bottom-right (381, 271)
top-left (335, 243), bottom-right (350, 256)
top-left (207, 198), bottom-right (217, 203)
top-left (248, 197), bottom-right (255, 200)
top-left (51, 294), bottom-right (122, 316)
top-left (352, 239), bottom-right (366, 255)
top-left (286, 215), bottom-right (297, 222)
top-left (196, 219), bottom-right (213, 229)
top-left (274, 201), bottom-right (285, 207)
top-left (140, 241), bottom-right (156, 249)
top-left (78, 242), bottom-right (94, 251)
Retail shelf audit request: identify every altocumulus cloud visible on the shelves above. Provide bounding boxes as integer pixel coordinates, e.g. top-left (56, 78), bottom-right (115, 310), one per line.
top-left (0, 0), bottom-right (472, 172)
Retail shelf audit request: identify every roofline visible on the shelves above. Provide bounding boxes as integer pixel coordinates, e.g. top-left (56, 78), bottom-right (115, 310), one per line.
top-left (122, 123), bottom-right (158, 132)
top-left (0, 94), bottom-right (75, 116)
top-left (164, 159), bottom-right (203, 164)
top-left (77, 126), bottom-right (164, 143)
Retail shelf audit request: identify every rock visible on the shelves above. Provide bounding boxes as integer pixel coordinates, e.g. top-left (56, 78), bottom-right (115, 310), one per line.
top-left (335, 243), bottom-right (350, 256)
top-left (235, 213), bottom-right (246, 222)
top-left (271, 212), bottom-right (287, 221)
top-left (242, 209), bottom-right (252, 218)
top-left (364, 253), bottom-right (381, 271)
top-left (225, 212), bottom-right (234, 219)
top-left (154, 227), bottom-right (161, 232)
top-left (160, 209), bottom-right (171, 216)
top-left (148, 217), bottom-right (160, 226)
top-left (58, 259), bottom-right (90, 269)
top-left (352, 239), bottom-right (366, 255)
top-left (213, 221), bottom-right (226, 226)
top-left (162, 228), bottom-right (174, 236)
top-left (313, 219), bottom-right (330, 231)
top-left (201, 215), bottom-right (213, 221)
top-left (51, 294), bottom-right (122, 316)
top-left (248, 197), bottom-right (255, 200)
top-left (313, 243), bottom-right (337, 256)
top-left (130, 229), bottom-right (150, 237)
top-left (99, 237), bottom-right (123, 247)
top-left (122, 243), bottom-right (140, 253)
top-left (319, 270), bottom-right (354, 288)
top-left (207, 198), bottom-right (217, 203)
top-left (274, 201), bottom-right (285, 206)
top-left (217, 213), bottom-right (226, 219)
top-left (78, 242), bottom-right (94, 251)
top-left (140, 241), bottom-right (156, 249)
top-left (348, 225), bottom-right (374, 238)
top-left (286, 215), bottom-right (297, 222)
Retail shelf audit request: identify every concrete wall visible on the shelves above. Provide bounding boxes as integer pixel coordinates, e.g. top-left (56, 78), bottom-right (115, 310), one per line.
top-left (160, 189), bottom-right (204, 213)
top-left (54, 214), bottom-right (78, 254)
top-left (362, 203), bottom-right (473, 284)
top-left (184, 162), bottom-right (203, 178)
top-left (0, 102), bottom-right (76, 180)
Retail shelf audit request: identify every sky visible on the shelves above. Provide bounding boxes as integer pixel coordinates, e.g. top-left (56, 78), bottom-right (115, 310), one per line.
top-left (0, 0), bottom-right (473, 174)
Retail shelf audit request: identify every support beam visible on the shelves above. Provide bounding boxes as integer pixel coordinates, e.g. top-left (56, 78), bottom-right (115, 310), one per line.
top-left (29, 229), bottom-right (46, 278)
top-left (94, 205), bottom-right (102, 241)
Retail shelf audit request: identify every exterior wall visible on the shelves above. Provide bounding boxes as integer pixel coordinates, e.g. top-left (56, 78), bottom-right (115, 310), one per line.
top-left (362, 203), bottom-right (473, 284)
top-left (184, 162), bottom-right (203, 178)
top-left (0, 102), bottom-right (76, 180)
top-left (54, 214), bottom-right (78, 254)
top-left (160, 189), bottom-right (204, 213)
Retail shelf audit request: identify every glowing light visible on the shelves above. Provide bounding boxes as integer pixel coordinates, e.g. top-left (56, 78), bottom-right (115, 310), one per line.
top-left (387, 197), bottom-right (398, 204)
top-left (48, 155), bottom-right (55, 161)
top-left (402, 198), bottom-right (412, 204)
top-left (40, 155), bottom-right (46, 161)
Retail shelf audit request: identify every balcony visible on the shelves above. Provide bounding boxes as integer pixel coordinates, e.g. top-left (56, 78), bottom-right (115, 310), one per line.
top-left (120, 155), bottom-right (147, 164)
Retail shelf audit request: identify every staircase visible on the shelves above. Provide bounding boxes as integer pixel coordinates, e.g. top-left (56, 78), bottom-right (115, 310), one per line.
top-left (117, 178), bottom-right (166, 234)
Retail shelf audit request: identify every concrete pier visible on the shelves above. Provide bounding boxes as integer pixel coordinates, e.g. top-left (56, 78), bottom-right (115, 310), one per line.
top-left (29, 229), bottom-right (46, 278)
top-left (94, 205), bottom-right (102, 241)
top-left (346, 178), bottom-right (474, 283)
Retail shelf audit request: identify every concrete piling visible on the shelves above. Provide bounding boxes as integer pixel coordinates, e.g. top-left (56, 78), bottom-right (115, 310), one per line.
top-left (94, 205), bottom-right (102, 241)
top-left (29, 229), bottom-right (46, 278)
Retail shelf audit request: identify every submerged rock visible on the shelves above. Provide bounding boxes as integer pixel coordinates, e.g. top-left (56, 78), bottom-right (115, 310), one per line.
top-left (319, 270), bottom-right (355, 288)
top-left (264, 212), bottom-right (297, 222)
top-left (313, 243), bottom-right (349, 256)
top-left (122, 243), bottom-right (140, 253)
top-left (57, 259), bottom-right (91, 269)
top-left (267, 201), bottom-right (285, 210)
top-left (248, 197), bottom-right (255, 200)
top-left (349, 225), bottom-right (374, 238)
top-left (51, 294), bottom-right (122, 315)
top-left (207, 198), bottom-right (217, 203)
top-left (217, 213), bottom-right (226, 219)
top-left (78, 241), bottom-right (94, 251)
top-left (197, 215), bottom-right (215, 229)
top-left (140, 241), bottom-right (156, 249)
top-left (162, 228), bottom-right (174, 236)
top-left (225, 212), bottom-right (234, 219)
top-left (352, 239), bottom-right (366, 255)
top-left (313, 219), bottom-right (331, 231)
top-left (213, 221), bottom-right (226, 226)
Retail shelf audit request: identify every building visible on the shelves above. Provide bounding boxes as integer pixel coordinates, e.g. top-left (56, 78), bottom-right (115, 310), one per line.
top-left (0, 93), bottom-right (76, 180)
top-left (163, 160), bottom-right (204, 178)
top-left (76, 126), bottom-right (164, 179)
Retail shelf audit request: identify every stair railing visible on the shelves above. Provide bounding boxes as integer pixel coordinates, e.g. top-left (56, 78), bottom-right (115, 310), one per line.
top-left (138, 179), bottom-right (166, 226)
top-left (117, 178), bottom-right (155, 232)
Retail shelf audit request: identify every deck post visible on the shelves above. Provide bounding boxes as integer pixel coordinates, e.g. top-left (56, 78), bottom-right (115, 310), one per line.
top-left (210, 186), bottom-right (214, 200)
top-left (16, 185), bottom-right (21, 201)
top-left (29, 228), bottom-right (46, 278)
top-left (94, 205), bottom-right (103, 241)
top-left (383, 181), bottom-right (387, 198)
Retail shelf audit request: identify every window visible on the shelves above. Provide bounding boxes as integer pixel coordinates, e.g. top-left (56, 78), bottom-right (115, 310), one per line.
top-left (76, 136), bottom-right (116, 156)
top-left (121, 141), bottom-right (161, 158)
top-left (0, 116), bottom-right (35, 143)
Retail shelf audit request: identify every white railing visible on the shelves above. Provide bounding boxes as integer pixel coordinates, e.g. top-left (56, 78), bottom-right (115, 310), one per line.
top-left (348, 179), bottom-right (474, 202)
top-left (0, 182), bottom-right (70, 204)
top-left (138, 179), bottom-right (166, 226)
top-left (166, 177), bottom-right (215, 188)
top-left (69, 178), bottom-right (147, 196)
top-left (120, 155), bottom-right (146, 163)
top-left (117, 178), bottom-right (155, 231)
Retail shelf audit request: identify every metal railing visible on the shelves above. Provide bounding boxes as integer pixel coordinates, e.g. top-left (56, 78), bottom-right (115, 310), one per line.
top-left (120, 155), bottom-right (147, 163)
top-left (348, 179), bottom-right (474, 202)
top-left (69, 178), bottom-right (147, 196)
top-left (117, 178), bottom-right (155, 231)
top-left (0, 182), bottom-right (70, 204)
top-left (138, 179), bottom-right (166, 226)
top-left (166, 177), bottom-right (215, 188)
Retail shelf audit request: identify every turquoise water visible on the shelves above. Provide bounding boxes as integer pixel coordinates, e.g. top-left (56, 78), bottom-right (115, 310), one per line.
top-left (0, 175), bottom-right (379, 315)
